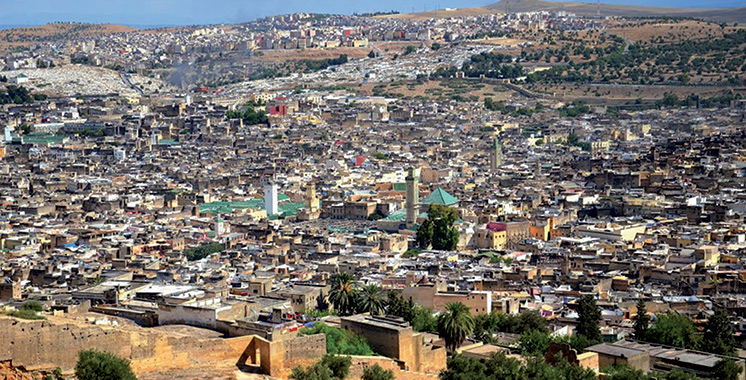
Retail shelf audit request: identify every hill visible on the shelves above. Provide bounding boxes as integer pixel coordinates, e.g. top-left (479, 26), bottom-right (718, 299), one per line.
top-left (382, 7), bottom-right (503, 20)
top-left (486, 0), bottom-right (746, 23)
top-left (0, 23), bottom-right (137, 52)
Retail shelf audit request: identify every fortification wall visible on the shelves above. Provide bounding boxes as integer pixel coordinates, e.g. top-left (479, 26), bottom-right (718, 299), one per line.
top-left (347, 356), bottom-right (440, 380)
top-left (0, 317), bottom-right (253, 374)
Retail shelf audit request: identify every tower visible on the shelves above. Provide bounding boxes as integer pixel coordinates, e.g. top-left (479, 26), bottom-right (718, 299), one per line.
top-left (489, 138), bottom-right (502, 172)
top-left (405, 167), bottom-right (420, 226)
top-left (4, 126), bottom-right (11, 143)
top-left (306, 181), bottom-right (319, 213)
top-left (264, 178), bottom-right (279, 216)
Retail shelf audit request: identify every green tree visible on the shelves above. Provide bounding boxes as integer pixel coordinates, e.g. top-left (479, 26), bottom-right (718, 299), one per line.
top-left (362, 364), bottom-right (395, 380)
top-left (75, 350), bottom-right (137, 380)
top-left (518, 329), bottom-right (552, 356)
top-left (633, 300), bottom-right (650, 340)
top-left (356, 284), bottom-right (385, 316)
top-left (602, 365), bottom-right (649, 380)
top-left (473, 312), bottom-right (501, 343)
top-left (519, 311), bottom-right (548, 333)
top-left (320, 355), bottom-right (351, 380)
top-left (646, 312), bottom-right (699, 349)
top-left (712, 359), bottom-right (743, 380)
top-left (328, 273), bottom-right (358, 316)
top-left (301, 322), bottom-right (374, 356)
top-left (426, 204), bottom-right (460, 251)
top-left (576, 295), bottom-right (601, 342)
top-left (290, 362), bottom-right (333, 380)
top-left (22, 300), bottom-right (43, 312)
top-left (410, 306), bottom-right (437, 333)
top-left (415, 219), bottom-right (433, 249)
top-left (701, 309), bottom-right (737, 356)
top-left (183, 243), bottom-right (224, 261)
top-left (437, 302), bottom-right (475, 352)
top-left (368, 50), bottom-right (376, 59)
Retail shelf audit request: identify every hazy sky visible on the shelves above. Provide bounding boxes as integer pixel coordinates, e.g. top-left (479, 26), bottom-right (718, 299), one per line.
top-left (0, 0), bottom-right (743, 27)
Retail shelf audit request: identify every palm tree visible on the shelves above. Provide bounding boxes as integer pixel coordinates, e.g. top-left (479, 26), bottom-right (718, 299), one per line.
top-left (328, 273), bottom-right (358, 316)
top-left (437, 302), bottom-right (475, 352)
top-left (356, 284), bottom-right (385, 316)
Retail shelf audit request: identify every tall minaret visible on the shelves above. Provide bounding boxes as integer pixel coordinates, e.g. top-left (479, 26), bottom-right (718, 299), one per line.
top-left (489, 138), bottom-right (502, 172)
top-left (306, 181), bottom-right (319, 213)
top-left (405, 167), bottom-right (420, 227)
top-left (263, 177), bottom-right (279, 216)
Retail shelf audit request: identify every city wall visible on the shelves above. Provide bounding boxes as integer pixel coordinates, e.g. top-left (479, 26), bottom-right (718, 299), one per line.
top-left (0, 317), bottom-right (253, 374)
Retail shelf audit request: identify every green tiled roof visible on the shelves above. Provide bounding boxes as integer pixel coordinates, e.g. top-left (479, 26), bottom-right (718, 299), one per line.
top-left (421, 188), bottom-right (458, 206)
top-left (12, 134), bottom-right (68, 145)
top-left (199, 196), bottom-right (303, 219)
top-left (393, 183), bottom-right (407, 191)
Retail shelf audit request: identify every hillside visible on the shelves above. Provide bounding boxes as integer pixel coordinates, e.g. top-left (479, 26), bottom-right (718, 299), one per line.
top-left (382, 7), bottom-right (503, 20)
top-left (486, 0), bottom-right (746, 23)
top-left (0, 23), bottom-right (137, 52)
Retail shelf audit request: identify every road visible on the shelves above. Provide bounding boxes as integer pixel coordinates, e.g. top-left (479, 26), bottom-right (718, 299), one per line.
top-left (369, 43), bottom-right (383, 58)
top-left (119, 71), bottom-right (144, 96)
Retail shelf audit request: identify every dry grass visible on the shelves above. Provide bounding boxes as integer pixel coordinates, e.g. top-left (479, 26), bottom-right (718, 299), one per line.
top-left (250, 47), bottom-right (372, 63)
top-left (529, 83), bottom-right (735, 101)
top-left (607, 19), bottom-right (743, 44)
top-left (356, 79), bottom-right (516, 102)
top-left (0, 23), bottom-right (137, 52)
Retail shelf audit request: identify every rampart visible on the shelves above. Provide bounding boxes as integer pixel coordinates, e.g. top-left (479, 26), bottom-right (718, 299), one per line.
top-left (0, 316), bottom-right (253, 374)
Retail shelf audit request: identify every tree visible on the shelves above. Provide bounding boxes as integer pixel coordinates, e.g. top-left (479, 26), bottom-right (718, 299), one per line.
top-left (633, 300), bottom-right (649, 340)
top-left (576, 295), bottom-right (601, 342)
top-left (437, 302), bottom-right (475, 352)
top-left (75, 350), bottom-right (137, 380)
top-left (356, 284), bottom-right (385, 316)
top-left (519, 311), bottom-right (548, 333)
top-left (440, 352), bottom-right (596, 380)
top-left (646, 312), bottom-right (699, 349)
top-left (183, 243), bottom-right (224, 261)
top-left (316, 292), bottom-right (330, 312)
top-left (712, 359), bottom-right (743, 380)
top-left (701, 309), bottom-right (737, 356)
top-left (368, 50), bottom-right (376, 59)
top-left (362, 364), bottom-right (395, 380)
top-left (301, 322), bottom-right (374, 356)
top-left (415, 219), bottom-right (433, 249)
top-left (426, 204), bottom-right (460, 251)
top-left (328, 273), bottom-right (358, 316)
top-left (518, 329), bottom-right (552, 356)
top-left (410, 306), bottom-right (437, 333)
top-left (320, 355), bottom-right (351, 380)
top-left (290, 362), bottom-right (333, 380)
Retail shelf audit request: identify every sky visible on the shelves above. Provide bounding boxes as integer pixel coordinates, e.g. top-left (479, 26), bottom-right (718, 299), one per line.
top-left (0, 0), bottom-right (743, 28)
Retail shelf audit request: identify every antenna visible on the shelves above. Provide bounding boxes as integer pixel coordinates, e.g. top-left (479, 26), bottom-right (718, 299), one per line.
top-left (597, 0), bottom-right (601, 17)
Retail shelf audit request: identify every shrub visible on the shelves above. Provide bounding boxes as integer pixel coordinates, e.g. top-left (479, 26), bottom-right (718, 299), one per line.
top-left (301, 322), bottom-right (374, 356)
top-left (362, 364), bottom-right (395, 380)
top-left (75, 350), bottom-right (137, 380)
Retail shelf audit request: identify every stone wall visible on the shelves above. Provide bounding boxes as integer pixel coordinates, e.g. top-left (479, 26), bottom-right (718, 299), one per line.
top-left (347, 356), bottom-right (440, 380)
top-left (0, 317), bottom-right (253, 374)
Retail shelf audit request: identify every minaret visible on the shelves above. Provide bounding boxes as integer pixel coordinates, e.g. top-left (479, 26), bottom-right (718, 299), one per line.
top-left (405, 167), bottom-right (420, 227)
top-left (306, 182), bottom-right (319, 213)
top-left (489, 138), bottom-right (502, 172)
top-left (263, 177), bottom-right (279, 216)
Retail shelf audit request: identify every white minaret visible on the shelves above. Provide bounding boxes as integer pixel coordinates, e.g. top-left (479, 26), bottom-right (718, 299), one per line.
top-left (264, 178), bottom-right (279, 216)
